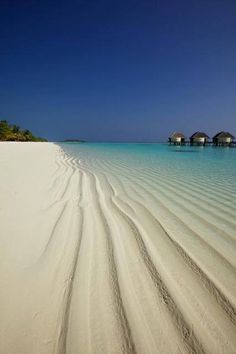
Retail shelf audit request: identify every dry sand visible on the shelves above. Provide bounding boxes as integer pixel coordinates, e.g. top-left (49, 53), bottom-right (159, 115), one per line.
top-left (0, 142), bottom-right (236, 354)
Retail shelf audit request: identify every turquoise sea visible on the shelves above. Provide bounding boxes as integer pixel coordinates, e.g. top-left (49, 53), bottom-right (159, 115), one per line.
top-left (56, 142), bottom-right (236, 353)
top-left (60, 142), bottom-right (236, 189)
top-left (60, 141), bottom-right (236, 260)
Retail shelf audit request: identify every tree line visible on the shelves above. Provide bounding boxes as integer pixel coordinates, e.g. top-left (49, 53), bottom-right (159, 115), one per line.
top-left (0, 120), bottom-right (47, 142)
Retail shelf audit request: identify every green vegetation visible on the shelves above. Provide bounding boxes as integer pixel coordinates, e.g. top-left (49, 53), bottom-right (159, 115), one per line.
top-left (0, 120), bottom-right (47, 142)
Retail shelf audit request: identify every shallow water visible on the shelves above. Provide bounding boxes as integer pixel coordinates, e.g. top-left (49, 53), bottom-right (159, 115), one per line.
top-left (60, 142), bottom-right (236, 246)
top-left (60, 142), bottom-right (236, 196)
top-left (57, 142), bottom-right (236, 353)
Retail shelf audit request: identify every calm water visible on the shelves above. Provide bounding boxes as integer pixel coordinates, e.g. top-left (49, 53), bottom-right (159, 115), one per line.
top-left (59, 143), bottom-right (236, 191)
top-left (56, 142), bottom-right (236, 353)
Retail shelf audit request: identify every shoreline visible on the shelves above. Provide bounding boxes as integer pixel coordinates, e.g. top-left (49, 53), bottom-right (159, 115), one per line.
top-left (0, 142), bottom-right (236, 354)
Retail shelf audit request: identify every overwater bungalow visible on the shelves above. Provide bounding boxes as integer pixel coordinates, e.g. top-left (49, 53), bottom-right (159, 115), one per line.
top-left (212, 131), bottom-right (234, 146)
top-left (190, 132), bottom-right (209, 146)
top-left (168, 132), bottom-right (185, 145)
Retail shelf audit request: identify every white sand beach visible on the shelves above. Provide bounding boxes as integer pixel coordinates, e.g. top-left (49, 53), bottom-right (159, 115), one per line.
top-left (0, 142), bottom-right (236, 354)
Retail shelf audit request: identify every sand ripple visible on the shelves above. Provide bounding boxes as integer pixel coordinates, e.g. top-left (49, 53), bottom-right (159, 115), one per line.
top-left (1, 143), bottom-right (236, 354)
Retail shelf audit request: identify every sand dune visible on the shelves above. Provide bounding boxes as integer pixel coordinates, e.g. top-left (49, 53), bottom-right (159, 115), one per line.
top-left (0, 142), bottom-right (236, 354)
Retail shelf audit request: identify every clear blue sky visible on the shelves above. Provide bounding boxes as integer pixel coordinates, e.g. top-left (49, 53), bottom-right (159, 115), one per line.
top-left (1, 0), bottom-right (236, 141)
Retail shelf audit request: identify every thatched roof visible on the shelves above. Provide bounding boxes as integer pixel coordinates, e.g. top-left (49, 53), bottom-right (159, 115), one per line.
top-left (190, 131), bottom-right (209, 139)
top-left (213, 131), bottom-right (234, 139)
top-left (169, 132), bottom-right (185, 139)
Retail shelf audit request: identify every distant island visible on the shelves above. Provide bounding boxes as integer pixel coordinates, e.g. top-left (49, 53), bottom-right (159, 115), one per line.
top-left (63, 139), bottom-right (86, 143)
top-left (0, 120), bottom-right (47, 142)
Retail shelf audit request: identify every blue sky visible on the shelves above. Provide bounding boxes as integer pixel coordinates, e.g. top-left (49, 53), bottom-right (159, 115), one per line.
top-left (1, 0), bottom-right (236, 141)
